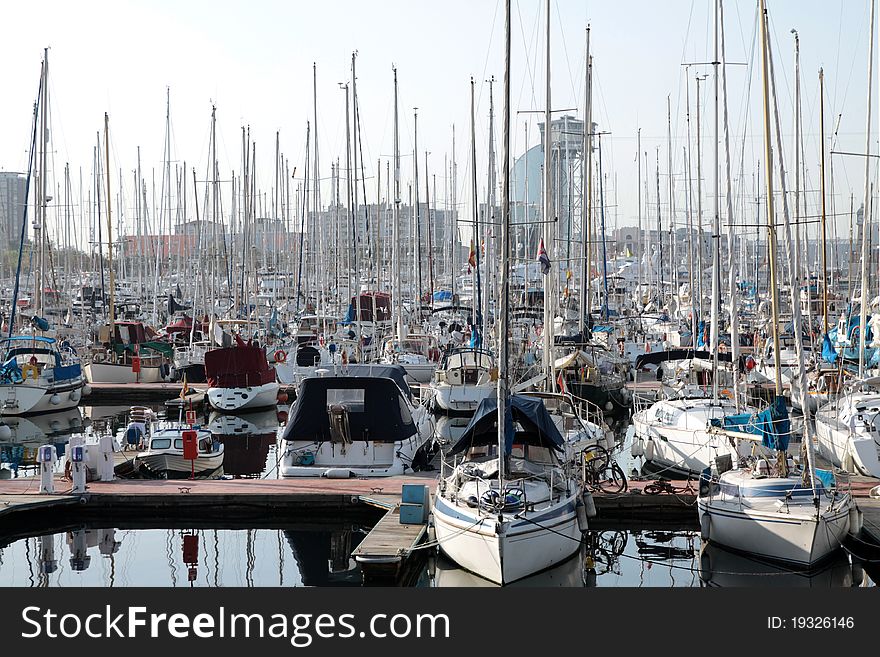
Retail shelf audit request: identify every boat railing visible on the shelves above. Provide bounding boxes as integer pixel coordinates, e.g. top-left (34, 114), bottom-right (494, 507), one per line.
top-left (632, 391), bottom-right (656, 415)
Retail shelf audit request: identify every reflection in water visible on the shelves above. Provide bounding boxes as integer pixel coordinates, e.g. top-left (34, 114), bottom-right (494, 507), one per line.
top-left (0, 525), bottom-right (874, 588)
top-left (698, 542), bottom-right (856, 587)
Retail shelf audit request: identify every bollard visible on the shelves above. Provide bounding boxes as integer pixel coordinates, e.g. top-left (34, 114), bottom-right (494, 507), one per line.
top-left (39, 534), bottom-right (57, 574)
top-left (37, 444), bottom-right (57, 494)
top-left (98, 435), bottom-right (115, 481)
top-left (70, 444), bottom-right (87, 493)
top-left (68, 529), bottom-right (91, 572)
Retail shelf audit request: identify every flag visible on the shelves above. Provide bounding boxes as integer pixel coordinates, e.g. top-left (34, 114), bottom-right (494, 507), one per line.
top-left (537, 238), bottom-right (551, 275)
top-left (179, 373), bottom-right (189, 399)
top-left (468, 239), bottom-right (476, 271)
top-left (556, 371), bottom-right (567, 394)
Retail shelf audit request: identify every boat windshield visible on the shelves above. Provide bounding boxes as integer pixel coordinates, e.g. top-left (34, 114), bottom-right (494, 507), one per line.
top-left (151, 438), bottom-right (172, 450)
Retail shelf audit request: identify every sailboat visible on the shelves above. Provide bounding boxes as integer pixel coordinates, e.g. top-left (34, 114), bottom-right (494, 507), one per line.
top-left (432, 0), bottom-right (583, 585)
top-left (696, 0), bottom-right (853, 567)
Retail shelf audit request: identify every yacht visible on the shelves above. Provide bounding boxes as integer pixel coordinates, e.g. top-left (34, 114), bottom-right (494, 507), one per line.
top-left (279, 364), bottom-right (434, 478)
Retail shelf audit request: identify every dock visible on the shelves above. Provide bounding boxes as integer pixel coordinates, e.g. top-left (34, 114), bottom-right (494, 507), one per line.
top-left (351, 504), bottom-right (429, 580)
top-left (84, 382), bottom-right (209, 404)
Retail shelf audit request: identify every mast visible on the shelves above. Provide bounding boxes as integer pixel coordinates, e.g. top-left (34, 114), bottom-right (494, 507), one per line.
top-left (819, 67), bottom-right (829, 336)
top-left (858, 0), bottom-right (875, 381)
top-left (542, 0), bottom-right (555, 390)
top-left (765, 0), bottom-right (815, 491)
top-left (470, 78), bottom-right (482, 335)
top-left (710, 0), bottom-right (721, 401)
top-left (35, 49), bottom-right (48, 319)
top-left (104, 112), bottom-right (115, 358)
top-left (485, 76), bottom-right (496, 350)
top-left (719, 0), bottom-right (740, 409)
top-left (498, 0), bottom-right (511, 485)
top-left (581, 27), bottom-right (592, 330)
top-left (414, 108), bottom-right (422, 309)
top-left (758, 0), bottom-right (782, 397)
top-left (392, 67), bottom-right (404, 341)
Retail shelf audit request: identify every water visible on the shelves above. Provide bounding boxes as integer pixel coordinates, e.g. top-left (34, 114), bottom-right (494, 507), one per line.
top-left (1, 405), bottom-right (876, 587)
top-left (0, 404), bottom-right (288, 480)
top-left (0, 526), bottom-right (873, 587)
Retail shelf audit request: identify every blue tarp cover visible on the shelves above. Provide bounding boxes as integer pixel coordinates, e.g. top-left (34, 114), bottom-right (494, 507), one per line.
top-left (448, 394), bottom-right (565, 455)
top-left (710, 395), bottom-right (791, 452)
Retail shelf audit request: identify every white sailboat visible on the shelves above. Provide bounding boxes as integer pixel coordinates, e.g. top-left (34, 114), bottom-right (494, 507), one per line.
top-left (432, 0), bottom-right (584, 585)
top-left (697, 0), bottom-right (853, 567)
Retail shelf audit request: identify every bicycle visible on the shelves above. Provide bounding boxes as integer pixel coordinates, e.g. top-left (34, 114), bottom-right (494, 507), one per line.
top-left (643, 477), bottom-right (695, 496)
top-left (580, 443), bottom-right (628, 494)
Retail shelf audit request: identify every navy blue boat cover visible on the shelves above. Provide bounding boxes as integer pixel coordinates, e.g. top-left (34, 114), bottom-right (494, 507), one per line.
top-left (448, 394), bottom-right (565, 455)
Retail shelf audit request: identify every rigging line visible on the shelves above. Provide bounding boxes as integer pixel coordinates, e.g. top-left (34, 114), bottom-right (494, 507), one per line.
top-left (553, 0), bottom-right (579, 106)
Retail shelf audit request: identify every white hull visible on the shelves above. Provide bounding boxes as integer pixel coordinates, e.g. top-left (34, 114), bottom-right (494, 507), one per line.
top-left (632, 402), bottom-right (762, 476)
top-left (28, 381), bottom-right (85, 414)
top-left (0, 384), bottom-right (48, 415)
top-left (431, 382), bottom-right (495, 413)
top-left (85, 362), bottom-right (164, 384)
top-left (698, 499), bottom-right (850, 566)
top-left (398, 362), bottom-right (438, 384)
top-left (281, 410), bottom-right (433, 478)
top-left (137, 451), bottom-right (224, 476)
top-left (208, 381), bottom-right (280, 412)
top-left (815, 411), bottom-right (880, 478)
top-left (432, 494), bottom-right (581, 585)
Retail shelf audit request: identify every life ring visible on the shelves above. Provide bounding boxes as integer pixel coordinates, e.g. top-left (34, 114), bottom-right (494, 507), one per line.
top-left (21, 363), bottom-right (39, 381)
top-left (274, 350), bottom-right (287, 363)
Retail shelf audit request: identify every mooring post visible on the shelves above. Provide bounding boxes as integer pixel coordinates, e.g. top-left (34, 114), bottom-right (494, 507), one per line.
top-left (37, 444), bottom-right (56, 494)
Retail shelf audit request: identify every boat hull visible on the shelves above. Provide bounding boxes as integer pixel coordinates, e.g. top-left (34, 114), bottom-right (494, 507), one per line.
top-left (0, 384), bottom-right (48, 415)
top-left (815, 412), bottom-right (880, 478)
top-left (697, 499), bottom-right (850, 566)
top-left (136, 452), bottom-right (224, 478)
top-left (431, 382), bottom-right (495, 414)
top-left (85, 362), bottom-right (165, 384)
top-left (208, 380), bottom-right (279, 412)
top-left (432, 494), bottom-right (581, 585)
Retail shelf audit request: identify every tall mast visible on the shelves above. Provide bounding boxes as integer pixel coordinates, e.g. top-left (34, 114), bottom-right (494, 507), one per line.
top-left (819, 67), bottom-right (829, 336)
top-left (35, 49), bottom-right (48, 319)
top-left (758, 0), bottom-right (782, 397)
top-left (485, 76), bottom-right (496, 349)
top-left (695, 73), bottom-right (706, 327)
top-left (581, 26), bottom-right (592, 331)
top-left (858, 0), bottom-right (876, 380)
top-left (392, 67), bottom-right (404, 341)
top-left (104, 112), bottom-right (115, 355)
top-left (710, 0), bottom-right (721, 401)
top-left (498, 0), bottom-right (511, 485)
top-left (719, 0), bottom-right (740, 409)
top-left (542, 0), bottom-right (555, 390)
top-left (414, 108), bottom-right (422, 307)
top-left (470, 78), bottom-right (482, 334)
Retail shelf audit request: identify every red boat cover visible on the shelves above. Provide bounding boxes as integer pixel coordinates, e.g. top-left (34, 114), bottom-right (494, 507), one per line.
top-left (205, 344), bottom-right (275, 388)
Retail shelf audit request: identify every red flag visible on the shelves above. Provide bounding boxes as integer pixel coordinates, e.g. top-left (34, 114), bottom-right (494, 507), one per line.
top-left (557, 371), bottom-right (567, 394)
top-left (468, 239), bottom-right (476, 270)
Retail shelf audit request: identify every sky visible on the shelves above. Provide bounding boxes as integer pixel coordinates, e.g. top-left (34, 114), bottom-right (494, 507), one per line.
top-left (0, 0), bottom-right (876, 252)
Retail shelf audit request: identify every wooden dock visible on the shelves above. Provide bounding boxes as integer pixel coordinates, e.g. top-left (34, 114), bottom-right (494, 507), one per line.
top-left (85, 382), bottom-right (208, 403)
top-left (351, 504), bottom-right (429, 579)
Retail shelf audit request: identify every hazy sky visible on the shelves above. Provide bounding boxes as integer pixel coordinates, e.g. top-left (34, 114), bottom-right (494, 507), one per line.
top-left (0, 0), bottom-right (876, 250)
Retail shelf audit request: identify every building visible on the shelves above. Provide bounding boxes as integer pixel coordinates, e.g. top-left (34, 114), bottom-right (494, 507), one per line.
top-left (0, 172), bottom-right (27, 248)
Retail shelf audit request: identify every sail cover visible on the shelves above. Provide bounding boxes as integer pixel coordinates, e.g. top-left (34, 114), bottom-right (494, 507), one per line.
top-left (710, 395), bottom-right (791, 452)
top-left (448, 394), bottom-right (565, 456)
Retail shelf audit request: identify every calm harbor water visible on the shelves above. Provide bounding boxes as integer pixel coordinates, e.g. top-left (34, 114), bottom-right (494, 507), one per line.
top-left (0, 526), bottom-right (873, 587)
top-left (1, 405), bottom-right (876, 587)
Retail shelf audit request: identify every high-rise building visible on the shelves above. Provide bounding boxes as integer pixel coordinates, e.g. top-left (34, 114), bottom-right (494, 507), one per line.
top-left (0, 172), bottom-right (28, 249)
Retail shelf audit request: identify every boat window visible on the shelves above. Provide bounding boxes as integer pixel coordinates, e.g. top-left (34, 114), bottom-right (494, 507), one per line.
top-left (151, 438), bottom-right (172, 450)
top-left (327, 388), bottom-right (366, 412)
top-left (173, 439), bottom-right (184, 449)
